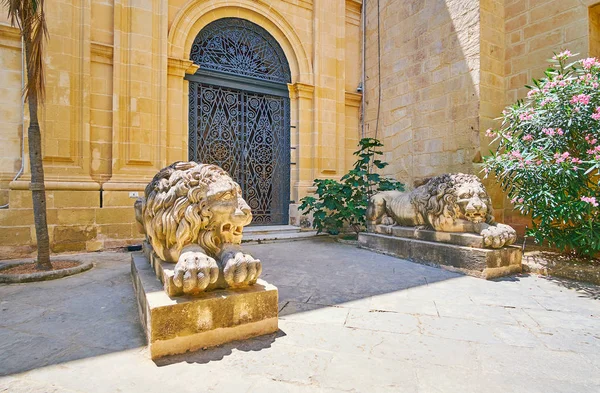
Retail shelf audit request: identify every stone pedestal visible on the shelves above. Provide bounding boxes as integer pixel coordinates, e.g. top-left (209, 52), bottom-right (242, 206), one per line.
top-left (131, 252), bottom-right (279, 359)
top-left (359, 225), bottom-right (522, 279)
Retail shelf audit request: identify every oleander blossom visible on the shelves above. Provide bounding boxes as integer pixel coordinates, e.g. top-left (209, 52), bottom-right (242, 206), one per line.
top-left (553, 50), bottom-right (572, 60)
top-left (570, 94), bottom-right (591, 105)
top-left (581, 196), bottom-right (599, 207)
top-left (582, 57), bottom-right (600, 69)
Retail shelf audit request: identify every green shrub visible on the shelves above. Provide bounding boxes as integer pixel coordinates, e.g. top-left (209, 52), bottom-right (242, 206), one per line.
top-left (484, 50), bottom-right (600, 257)
top-left (299, 138), bottom-right (404, 235)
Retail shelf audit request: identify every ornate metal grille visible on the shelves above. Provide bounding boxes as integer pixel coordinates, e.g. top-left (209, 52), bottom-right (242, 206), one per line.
top-left (189, 83), bottom-right (290, 225)
top-left (190, 18), bottom-right (291, 84)
top-left (188, 18), bottom-right (291, 225)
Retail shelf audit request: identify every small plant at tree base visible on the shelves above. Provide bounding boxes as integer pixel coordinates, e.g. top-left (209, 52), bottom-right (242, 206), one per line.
top-left (484, 50), bottom-right (600, 258)
top-left (299, 138), bottom-right (404, 235)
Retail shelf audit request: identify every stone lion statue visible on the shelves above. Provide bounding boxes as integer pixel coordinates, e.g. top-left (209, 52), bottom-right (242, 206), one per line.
top-left (366, 173), bottom-right (517, 249)
top-left (134, 161), bottom-right (261, 294)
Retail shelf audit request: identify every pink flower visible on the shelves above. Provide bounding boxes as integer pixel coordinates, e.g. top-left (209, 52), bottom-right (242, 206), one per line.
top-left (557, 128), bottom-right (564, 135)
top-left (571, 94), bottom-right (591, 105)
top-left (553, 50), bottom-right (572, 60)
top-left (582, 57), bottom-right (599, 69)
top-left (518, 109), bottom-right (534, 121)
top-left (543, 128), bottom-right (556, 136)
top-left (571, 157), bottom-right (583, 164)
top-left (522, 134), bottom-right (534, 141)
top-left (592, 108), bottom-right (600, 121)
top-left (540, 98), bottom-right (555, 106)
top-left (585, 134), bottom-right (598, 145)
top-left (518, 198), bottom-right (524, 204)
top-left (511, 151), bottom-right (522, 159)
top-left (581, 196), bottom-right (599, 207)
top-left (554, 152), bottom-right (570, 163)
top-left (485, 128), bottom-right (495, 137)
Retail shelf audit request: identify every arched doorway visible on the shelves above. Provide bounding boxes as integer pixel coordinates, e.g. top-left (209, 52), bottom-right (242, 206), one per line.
top-left (187, 18), bottom-right (291, 225)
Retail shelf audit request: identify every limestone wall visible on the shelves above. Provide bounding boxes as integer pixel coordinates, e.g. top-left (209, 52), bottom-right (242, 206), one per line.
top-left (504, 0), bottom-right (595, 103)
top-left (364, 0), bottom-right (482, 186)
top-left (0, 0), bottom-right (363, 257)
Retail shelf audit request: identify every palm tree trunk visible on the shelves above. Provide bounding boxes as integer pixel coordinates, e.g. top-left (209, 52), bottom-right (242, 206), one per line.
top-left (24, 38), bottom-right (51, 270)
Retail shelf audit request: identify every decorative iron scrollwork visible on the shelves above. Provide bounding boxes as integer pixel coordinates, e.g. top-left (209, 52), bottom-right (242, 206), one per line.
top-left (190, 18), bottom-right (291, 84)
top-left (189, 83), bottom-right (290, 225)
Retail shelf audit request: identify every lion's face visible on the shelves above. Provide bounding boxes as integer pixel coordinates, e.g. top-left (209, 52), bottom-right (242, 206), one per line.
top-left (453, 182), bottom-right (490, 224)
top-left (138, 162), bottom-right (255, 262)
top-left (205, 179), bottom-right (252, 245)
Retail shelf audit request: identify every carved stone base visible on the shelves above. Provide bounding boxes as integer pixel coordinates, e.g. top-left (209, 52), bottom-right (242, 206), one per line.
top-left (131, 252), bottom-right (279, 359)
top-left (358, 231), bottom-right (522, 279)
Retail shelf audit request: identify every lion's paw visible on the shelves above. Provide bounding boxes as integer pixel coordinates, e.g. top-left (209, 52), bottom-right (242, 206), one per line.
top-left (221, 251), bottom-right (262, 288)
top-left (482, 224), bottom-right (517, 249)
top-left (173, 251), bottom-right (219, 295)
top-left (381, 215), bottom-right (396, 225)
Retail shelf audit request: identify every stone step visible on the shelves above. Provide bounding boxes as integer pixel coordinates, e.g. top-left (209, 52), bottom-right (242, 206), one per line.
top-left (242, 229), bottom-right (319, 244)
top-left (244, 225), bottom-right (302, 235)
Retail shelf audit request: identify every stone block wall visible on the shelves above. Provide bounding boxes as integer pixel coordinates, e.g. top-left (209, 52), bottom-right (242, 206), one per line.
top-left (0, 0), bottom-right (363, 257)
top-left (364, 0), bottom-right (482, 186)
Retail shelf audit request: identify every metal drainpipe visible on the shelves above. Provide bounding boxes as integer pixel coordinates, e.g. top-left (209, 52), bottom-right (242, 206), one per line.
top-left (0, 36), bottom-right (26, 209)
top-left (361, 0), bottom-right (366, 138)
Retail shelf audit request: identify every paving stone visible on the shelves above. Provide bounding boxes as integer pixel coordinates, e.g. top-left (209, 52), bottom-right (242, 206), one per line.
top-left (279, 302), bottom-right (349, 325)
top-left (345, 308), bottom-right (420, 334)
top-left (0, 299), bottom-right (48, 327)
top-left (277, 319), bottom-right (382, 357)
top-left (314, 353), bottom-right (419, 393)
top-left (418, 315), bottom-right (503, 344)
top-left (475, 344), bottom-right (600, 384)
top-left (532, 327), bottom-right (600, 353)
top-left (434, 300), bottom-right (522, 325)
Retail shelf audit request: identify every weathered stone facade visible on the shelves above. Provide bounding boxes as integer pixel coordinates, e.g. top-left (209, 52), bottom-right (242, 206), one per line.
top-left (0, 0), bottom-right (363, 256)
top-left (364, 0), bottom-right (600, 235)
top-left (2, 0), bottom-right (600, 254)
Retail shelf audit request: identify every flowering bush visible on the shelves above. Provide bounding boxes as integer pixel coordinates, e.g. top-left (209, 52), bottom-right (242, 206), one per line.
top-left (484, 50), bottom-right (600, 257)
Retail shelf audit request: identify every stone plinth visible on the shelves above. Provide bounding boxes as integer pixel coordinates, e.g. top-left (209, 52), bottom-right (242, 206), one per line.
top-left (131, 252), bottom-right (278, 359)
top-left (359, 228), bottom-right (522, 279)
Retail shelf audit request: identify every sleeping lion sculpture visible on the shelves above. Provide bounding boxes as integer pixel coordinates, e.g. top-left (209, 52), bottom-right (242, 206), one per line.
top-left (366, 173), bottom-right (517, 249)
top-left (135, 161), bottom-right (261, 295)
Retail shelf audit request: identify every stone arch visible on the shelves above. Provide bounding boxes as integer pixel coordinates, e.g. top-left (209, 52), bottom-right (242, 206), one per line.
top-left (168, 0), bottom-right (312, 84)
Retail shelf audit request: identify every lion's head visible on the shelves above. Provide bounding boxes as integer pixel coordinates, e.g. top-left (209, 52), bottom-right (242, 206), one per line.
top-left (410, 174), bottom-right (494, 230)
top-left (136, 161), bottom-right (252, 262)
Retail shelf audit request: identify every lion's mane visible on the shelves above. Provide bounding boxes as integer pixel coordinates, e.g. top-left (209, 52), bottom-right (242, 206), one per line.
top-left (140, 161), bottom-right (239, 261)
top-left (409, 174), bottom-right (494, 230)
